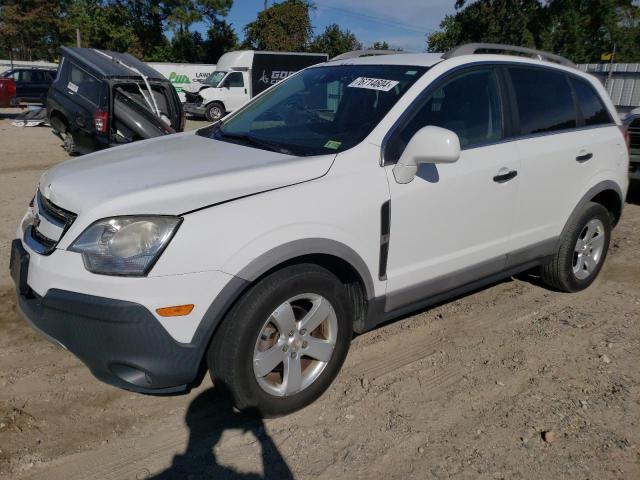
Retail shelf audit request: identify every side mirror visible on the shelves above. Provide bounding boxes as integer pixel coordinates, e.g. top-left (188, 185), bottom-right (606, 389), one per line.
top-left (392, 126), bottom-right (460, 184)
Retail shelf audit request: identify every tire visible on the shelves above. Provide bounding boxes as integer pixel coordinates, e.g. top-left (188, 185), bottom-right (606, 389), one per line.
top-left (204, 102), bottom-right (225, 122)
top-left (207, 264), bottom-right (353, 416)
top-left (62, 130), bottom-right (79, 156)
top-left (540, 202), bottom-right (611, 292)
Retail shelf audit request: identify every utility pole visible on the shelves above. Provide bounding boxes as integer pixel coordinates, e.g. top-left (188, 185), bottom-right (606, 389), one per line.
top-left (606, 42), bottom-right (616, 91)
top-left (76, 28), bottom-right (81, 48)
top-left (264, 0), bottom-right (268, 10)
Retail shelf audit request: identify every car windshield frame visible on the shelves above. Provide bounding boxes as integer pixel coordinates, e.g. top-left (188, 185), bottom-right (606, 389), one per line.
top-left (204, 71), bottom-right (226, 87)
top-left (197, 64), bottom-right (428, 156)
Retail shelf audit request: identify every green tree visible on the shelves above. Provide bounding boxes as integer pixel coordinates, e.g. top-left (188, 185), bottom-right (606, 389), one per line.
top-left (243, 0), bottom-right (313, 51)
top-left (0, 0), bottom-right (64, 61)
top-left (204, 18), bottom-right (238, 62)
top-left (372, 41), bottom-right (390, 50)
top-left (309, 23), bottom-right (361, 58)
top-left (65, 0), bottom-right (140, 55)
top-left (427, 0), bottom-right (640, 63)
top-left (427, 0), bottom-right (542, 53)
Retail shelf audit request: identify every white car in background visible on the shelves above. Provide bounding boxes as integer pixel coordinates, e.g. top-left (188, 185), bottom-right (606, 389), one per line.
top-left (11, 44), bottom-right (628, 416)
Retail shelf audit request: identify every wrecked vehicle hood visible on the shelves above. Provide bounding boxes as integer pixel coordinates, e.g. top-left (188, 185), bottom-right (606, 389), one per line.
top-left (39, 132), bottom-right (334, 219)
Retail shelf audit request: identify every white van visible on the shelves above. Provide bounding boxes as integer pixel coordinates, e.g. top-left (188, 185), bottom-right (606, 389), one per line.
top-left (184, 50), bottom-right (327, 121)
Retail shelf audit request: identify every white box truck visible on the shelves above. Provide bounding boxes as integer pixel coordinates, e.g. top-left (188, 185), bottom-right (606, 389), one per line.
top-left (183, 50), bottom-right (327, 121)
top-left (146, 62), bottom-right (216, 102)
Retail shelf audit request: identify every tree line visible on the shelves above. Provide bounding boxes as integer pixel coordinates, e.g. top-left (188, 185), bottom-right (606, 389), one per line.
top-left (2, 0), bottom-right (639, 64)
top-left (0, 0), bottom-right (365, 63)
top-left (428, 0), bottom-right (640, 63)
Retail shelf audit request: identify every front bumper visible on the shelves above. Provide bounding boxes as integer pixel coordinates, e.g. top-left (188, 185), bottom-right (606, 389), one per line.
top-left (183, 102), bottom-right (206, 117)
top-left (10, 238), bottom-right (247, 394)
top-left (17, 286), bottom-right (201, 394)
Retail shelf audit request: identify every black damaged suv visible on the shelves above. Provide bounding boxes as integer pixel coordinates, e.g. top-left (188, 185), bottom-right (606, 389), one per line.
top-left (47, 47), bottom-right (184, 155)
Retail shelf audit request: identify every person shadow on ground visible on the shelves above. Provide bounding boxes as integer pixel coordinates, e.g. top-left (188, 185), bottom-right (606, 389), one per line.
top-left (150, 385), bottom-right (294, 480)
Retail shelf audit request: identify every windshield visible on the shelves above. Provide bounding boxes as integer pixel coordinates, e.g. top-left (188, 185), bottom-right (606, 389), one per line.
top-left (197, 64), bottom-right (428, 156)
top-left (204, 71), bottom-right (226, 87)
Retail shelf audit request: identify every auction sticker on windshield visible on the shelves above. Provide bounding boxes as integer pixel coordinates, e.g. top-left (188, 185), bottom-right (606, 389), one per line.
top-left (348, 77), bottom-right (399, 92)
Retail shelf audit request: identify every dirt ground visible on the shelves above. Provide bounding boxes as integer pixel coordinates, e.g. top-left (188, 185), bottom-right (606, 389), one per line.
top-left (0, 107), bottom-right (639, 479)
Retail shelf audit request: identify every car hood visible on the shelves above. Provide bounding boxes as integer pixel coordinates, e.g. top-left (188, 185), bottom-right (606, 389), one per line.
top-left (39, 132), bottom-right (335, 218)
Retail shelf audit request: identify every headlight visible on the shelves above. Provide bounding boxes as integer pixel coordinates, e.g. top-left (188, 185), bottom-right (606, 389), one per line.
top-left (69, 216), bottom-right (182, 276)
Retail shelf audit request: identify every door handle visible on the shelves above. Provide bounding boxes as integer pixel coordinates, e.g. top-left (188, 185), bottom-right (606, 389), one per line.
top-left (493, 168), bottom-right (518, 183)
top-left (576, 152), bottom-right (593, 162)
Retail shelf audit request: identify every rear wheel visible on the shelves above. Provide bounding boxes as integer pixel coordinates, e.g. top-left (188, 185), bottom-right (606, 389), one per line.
top-left (540, 202), bottom-right (611, 292)
top-left (62, 131), bottom-right (79, 156)
top-left (207, 264), bottom-right (352, 416)
top-left (204, 102), bottom-right (225, 122)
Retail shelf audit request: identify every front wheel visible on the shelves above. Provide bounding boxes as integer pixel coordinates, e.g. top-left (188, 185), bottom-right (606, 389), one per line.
top-left (540, 202), bottom-right (611, 292)
top-left (204, 102), bottom-right (225, 122)
top-left (207, 264), bottom-right (353, 416)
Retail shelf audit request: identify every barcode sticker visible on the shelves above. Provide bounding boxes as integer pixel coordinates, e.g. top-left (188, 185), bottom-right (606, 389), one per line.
top-left (348, 77), bottom-right (399, 92)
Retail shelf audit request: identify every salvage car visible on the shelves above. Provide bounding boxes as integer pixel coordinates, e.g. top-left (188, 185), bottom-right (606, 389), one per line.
top-left (1, 67), bottom-right (55, 104)
top-left (47, 47), bottom-right (184, 155)
top-left (623, 108), bottom-right (640, 180)
top-left (12, 44), bottom-right (628, 416)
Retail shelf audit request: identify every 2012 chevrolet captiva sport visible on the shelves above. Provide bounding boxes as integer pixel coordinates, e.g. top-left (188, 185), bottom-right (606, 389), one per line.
top-left (11, 44), bottom-right (629, 416)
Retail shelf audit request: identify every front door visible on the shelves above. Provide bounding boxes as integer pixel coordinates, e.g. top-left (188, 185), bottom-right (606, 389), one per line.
top-left (383, 67), bottom-right (520, 312)
top-left (222, 71), bottom-right (249, 111)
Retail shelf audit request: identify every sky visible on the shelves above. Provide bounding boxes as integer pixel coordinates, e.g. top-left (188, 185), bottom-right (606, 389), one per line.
top-left (195, 0), bottom-right (457, 53)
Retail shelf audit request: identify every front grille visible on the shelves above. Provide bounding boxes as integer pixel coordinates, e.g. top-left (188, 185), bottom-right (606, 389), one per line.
top-left (629, 118), bottom-right (640, 150)
top-left (184, 91), bottom-right (202, 104)
top-left (25, 191), bottom-right (77, 255)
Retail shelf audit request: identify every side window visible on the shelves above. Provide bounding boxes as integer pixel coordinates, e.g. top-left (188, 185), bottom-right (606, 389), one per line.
top-left (508, 67), bottom-right (576, 135)
top-left (226, 72), bottom-right (244, 88)
top-left (68, 63), bottom-right (101, 105)
top-left (31, 71), bottom-right (44, 82)
top-left (570, 77), bottom-right (612, 126)
top-left (387, 68), bottom-right (503, 161)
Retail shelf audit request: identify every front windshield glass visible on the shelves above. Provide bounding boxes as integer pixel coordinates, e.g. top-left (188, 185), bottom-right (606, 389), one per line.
top-left (197, 64), bottom-right (428, 156)
top-left (204, 71), bottom-right (226, 87)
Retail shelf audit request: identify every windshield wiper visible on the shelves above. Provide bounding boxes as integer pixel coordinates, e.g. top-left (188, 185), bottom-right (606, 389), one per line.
top-left (217, 131), bottom-right (293, 155)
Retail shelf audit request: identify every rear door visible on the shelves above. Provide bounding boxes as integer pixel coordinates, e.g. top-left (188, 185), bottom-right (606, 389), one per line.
top-left (383, 66), bottom-right (521, 311)
top-left (64, 62), bottom-right (105, 152)
top-left (506, 66), bottom-right (620, 250)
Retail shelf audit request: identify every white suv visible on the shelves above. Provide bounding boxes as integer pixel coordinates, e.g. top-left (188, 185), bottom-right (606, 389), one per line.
top-left (11, 44), bottom-right (629, 416)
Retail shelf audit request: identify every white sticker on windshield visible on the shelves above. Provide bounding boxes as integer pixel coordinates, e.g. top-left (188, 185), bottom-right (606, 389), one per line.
top-left (67, 82), bottom-right (78, 93)
top-left (348, 77), bottom-right (399, 92)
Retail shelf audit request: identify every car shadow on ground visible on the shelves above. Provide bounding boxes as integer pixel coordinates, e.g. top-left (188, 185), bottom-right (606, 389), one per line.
top-left (150, 386), bottom-right (294, 480)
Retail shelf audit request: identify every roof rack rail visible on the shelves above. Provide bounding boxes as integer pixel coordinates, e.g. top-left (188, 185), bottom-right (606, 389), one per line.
top-left (442, 43), bottom-right (576, 68)
top-left (330, 49), bottom-right (400, 61)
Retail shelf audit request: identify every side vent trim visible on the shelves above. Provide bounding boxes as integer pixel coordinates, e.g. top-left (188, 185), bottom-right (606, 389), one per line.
top-left (378, 200), bottom-right (391, 280)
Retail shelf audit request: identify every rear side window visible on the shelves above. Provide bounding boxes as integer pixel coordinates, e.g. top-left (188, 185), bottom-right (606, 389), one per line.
top-left (570, 77), bottom-right (612, 126)
top-left (387, 68), bottom-right (503, 160)
top-left (68, 63), bottom-right (101, 105)
top-left (509, 67), bottom-right (576, 135)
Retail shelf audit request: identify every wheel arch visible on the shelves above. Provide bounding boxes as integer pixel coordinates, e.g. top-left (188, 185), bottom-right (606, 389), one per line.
top-left (563, 181), bottom-right (624, 239)
top-left (48, 109), bottom-right (69, 132)
top-left (187, 240), bottom-right (375, 387)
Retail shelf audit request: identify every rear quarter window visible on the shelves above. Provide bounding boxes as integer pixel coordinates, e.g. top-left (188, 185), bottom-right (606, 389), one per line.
top-left (508, 67), bottom-right (577, 135)
top-left (570, 77), bottom-right (612, 126)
